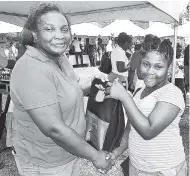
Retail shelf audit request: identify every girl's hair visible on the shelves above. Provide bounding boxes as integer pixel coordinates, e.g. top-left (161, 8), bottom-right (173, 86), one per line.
top-left (117, 32), bottom-right (132, 47)
top-left (158, 39), bottom-right (173, 65)
top-left (142, 35), bottom-right (173, 66)
top-left (21, 3), bottom-right (71, 46)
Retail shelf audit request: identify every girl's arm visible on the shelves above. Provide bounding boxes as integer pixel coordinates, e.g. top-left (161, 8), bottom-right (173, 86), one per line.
top-left (119, 91), bottom-right (180, 140)
top-left (104, 81), bottom-right (182, 140)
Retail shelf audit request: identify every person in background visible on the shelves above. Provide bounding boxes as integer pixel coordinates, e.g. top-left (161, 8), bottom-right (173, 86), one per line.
top-left (175, 43), bottom-right (186, 100)
top-left (109, 32), bottom-right (133, 86)
top-left (10, 3), bottom-right (112, 176)
top-left (127, 43), bottom-right (142, 92)
top-left (100, 38), bottom-right (187, 176)
top-left (97, 38), bottom-right (104, 64)
top-left (184, 44), bottom-right (189, 93)
top-left (88, 45), bottom-right (98, 67)
top-left (106, 37), bottom-right (113, 55)
top-left (113, 37), bottom-right (118, 48)
top-left (125, 35), bottom-right (133, 59)
top-left (72, 37), bottom-right (83, 66)
top-left (134, 43), bottom-right (142, 51)
top-left (0, 53), bottom-right (16, 70)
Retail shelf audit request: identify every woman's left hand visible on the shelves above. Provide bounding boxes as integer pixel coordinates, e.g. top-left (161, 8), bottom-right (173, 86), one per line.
top-left (93, 72), bottom-right (109, 82)
top-left (96, 78), bottom-right (126, 101)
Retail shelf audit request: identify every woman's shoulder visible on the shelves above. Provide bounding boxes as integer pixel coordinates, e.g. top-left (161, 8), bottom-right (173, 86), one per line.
top-left (14, 51), bottom-right (52, 78)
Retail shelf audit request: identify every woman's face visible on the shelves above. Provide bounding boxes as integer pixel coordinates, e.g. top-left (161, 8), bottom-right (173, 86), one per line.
top-left (34, 11), bottom-right (71, 56)
top-left (140, 51), bottom-right (169, 88)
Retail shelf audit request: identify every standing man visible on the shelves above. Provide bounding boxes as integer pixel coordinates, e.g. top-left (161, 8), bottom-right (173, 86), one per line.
top-left (72, 37), bottom-right (83, 66)
top-left (184, 44), bottom-right (189, 92)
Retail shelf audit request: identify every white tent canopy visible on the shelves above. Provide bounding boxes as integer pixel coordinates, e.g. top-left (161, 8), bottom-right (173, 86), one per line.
top-left (0, 1), bottom-right (181, 27)
top-left (144, 22), bottom-right (174, 37)
top-left (101, 20), bottom-right (145, 36)
top-left (71, 23), bottom-right (102, 36)
top-left (178, 21), bottom-right (190, 37)
top-left (0, 21), bottom-right (23, 33)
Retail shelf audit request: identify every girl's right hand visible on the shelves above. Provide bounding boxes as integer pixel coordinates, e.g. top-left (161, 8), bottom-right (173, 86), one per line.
top-left (104, 79), bottom-right (127, 101)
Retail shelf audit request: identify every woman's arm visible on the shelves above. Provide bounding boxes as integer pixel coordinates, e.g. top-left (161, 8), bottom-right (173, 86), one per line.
top-left (111, 120), bottom-right (131, 159)
top-left (78, 77), bottom-right (92, 96)
top-left (27, 103), bottom-right (112, 170)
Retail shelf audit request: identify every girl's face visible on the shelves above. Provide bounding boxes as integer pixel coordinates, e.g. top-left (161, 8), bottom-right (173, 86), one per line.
top-left (140, 51), bottom-right (169, 88)
top-left (33, 11), bottom-right (71, 57)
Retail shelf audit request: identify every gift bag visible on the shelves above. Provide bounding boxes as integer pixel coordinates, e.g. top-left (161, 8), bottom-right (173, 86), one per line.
top-left (86, 78), bottom-right (125, 152)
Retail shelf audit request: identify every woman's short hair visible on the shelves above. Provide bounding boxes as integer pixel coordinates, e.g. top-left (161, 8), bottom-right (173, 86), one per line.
top-left (21, 3), bottom-right (70, 46)
top-left (117, 32), bottom-right (132, 47)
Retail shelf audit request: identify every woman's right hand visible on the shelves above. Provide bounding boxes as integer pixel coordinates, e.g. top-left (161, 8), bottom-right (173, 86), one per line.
top-left (93, 150), bottom-right (113, 172)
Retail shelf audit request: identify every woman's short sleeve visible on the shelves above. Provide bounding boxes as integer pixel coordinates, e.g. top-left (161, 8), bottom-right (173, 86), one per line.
top-left (11, 66), bottom-right (58, 110)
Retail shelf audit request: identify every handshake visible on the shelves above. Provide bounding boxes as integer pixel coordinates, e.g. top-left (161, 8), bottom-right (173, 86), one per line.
top-left (92, 150), bottom-right (118, 174)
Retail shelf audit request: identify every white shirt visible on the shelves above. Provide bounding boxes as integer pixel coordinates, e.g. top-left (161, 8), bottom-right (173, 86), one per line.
top-left (72, 40), bottom-right (81, 52)
top-left (106, 40), bottom-right (113, 52)
top-left (111, 45), bottom-right (128, 77)
top-left (129, 83), bottom-right (185, 172)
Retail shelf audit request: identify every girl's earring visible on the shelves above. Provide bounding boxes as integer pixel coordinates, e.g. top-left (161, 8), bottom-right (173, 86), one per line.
top-left (33, 37), bottom-right (37, 43)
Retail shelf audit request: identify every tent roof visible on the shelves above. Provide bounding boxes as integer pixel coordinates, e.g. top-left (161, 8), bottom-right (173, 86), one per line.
top-left (0, 21), bottom-right (22, 33)
top-left (101, 20), bottom-right (145, 36)
top-left (144, 22), bottom-right (174, 37)
top-left (0, 1), bottom-right (181, 27)
top-left (71, 23), bottom-right (102, 36)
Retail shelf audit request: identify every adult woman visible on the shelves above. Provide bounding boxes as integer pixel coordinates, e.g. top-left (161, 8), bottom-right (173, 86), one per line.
top-left (10, 3), bottom-right (112, 176)
top-left (101, 39), bottom-right (187, 175)
top-left (109, 32), bottom-right (132, 85)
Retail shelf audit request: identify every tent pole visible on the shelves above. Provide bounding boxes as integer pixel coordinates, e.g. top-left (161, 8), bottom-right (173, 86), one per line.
top-left (171, 23), bottom-right (178, 84)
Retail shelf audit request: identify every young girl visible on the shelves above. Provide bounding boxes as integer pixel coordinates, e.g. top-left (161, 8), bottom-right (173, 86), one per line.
top-left (102, 39), bottom-right (187, 175)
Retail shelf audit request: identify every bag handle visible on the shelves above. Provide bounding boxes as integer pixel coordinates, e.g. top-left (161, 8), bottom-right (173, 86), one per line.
top-left (133, 87), bottom-right (141, 97)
